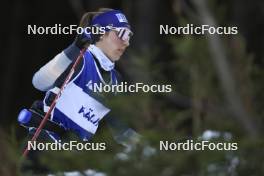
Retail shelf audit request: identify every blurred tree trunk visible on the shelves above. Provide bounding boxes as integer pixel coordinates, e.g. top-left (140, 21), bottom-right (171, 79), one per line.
top-left (192, 0), bottom-right (259, 137)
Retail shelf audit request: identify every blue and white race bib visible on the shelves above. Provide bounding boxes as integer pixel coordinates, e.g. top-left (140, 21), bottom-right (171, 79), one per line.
top-left (55, 82), bottom-right (110, 134)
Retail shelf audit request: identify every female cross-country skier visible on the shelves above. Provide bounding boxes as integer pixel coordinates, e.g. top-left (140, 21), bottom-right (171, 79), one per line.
top-left (19, 8), bottom-right (140, 149)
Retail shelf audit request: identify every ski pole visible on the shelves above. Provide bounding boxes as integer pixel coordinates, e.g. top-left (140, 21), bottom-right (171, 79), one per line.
top-left (22, 48), bottom-right (86, 157)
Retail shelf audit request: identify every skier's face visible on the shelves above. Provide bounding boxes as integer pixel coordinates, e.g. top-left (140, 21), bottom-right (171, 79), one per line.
top-left (96, 30), bottom-right (130, 62)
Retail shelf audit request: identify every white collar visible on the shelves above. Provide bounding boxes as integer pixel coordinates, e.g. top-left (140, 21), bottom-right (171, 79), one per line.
top-left (88, 44), bottom-right (115, 71)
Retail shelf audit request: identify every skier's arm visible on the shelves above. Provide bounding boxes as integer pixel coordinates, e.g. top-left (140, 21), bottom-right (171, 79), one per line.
top-left (32, 44), bottom-right (81, 91)
top-left (32, 32), bottom-right (92, 91)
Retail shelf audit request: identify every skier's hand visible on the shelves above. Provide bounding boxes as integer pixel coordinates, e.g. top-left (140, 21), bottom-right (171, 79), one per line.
top-left (74, 28), bottom-right (92, 49)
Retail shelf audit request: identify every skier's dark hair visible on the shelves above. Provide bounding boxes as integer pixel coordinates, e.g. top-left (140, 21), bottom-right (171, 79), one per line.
top-left (79, 8), bottom-right (114, 43)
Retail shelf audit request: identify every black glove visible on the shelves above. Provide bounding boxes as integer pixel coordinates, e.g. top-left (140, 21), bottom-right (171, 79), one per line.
top-left (74, 28), bottom-right (93, 49)
top-left (64, 28), bottom-right (93, 61)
